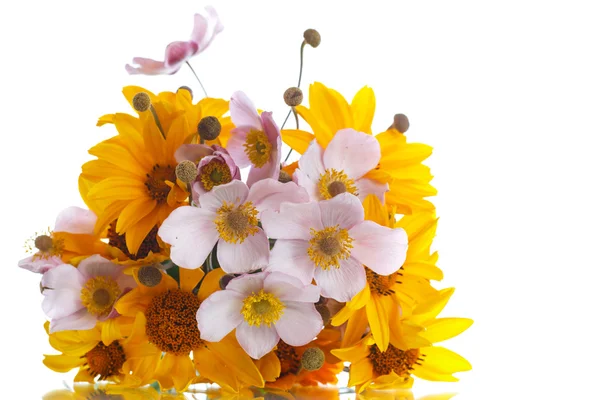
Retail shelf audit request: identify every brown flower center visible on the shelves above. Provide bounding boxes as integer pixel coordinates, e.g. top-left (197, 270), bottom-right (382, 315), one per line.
top-left (145, 164), bottom-right (176, 204)
top-left (368, 344), bottom-right (421, 377)
top-left (84, 341), bottom-right (127, 380)
top-left (145, 289), bottom-right (202, 355)
top-left (107, 221), bottom-right (160, 260)
top-left (275, 341), bottom-right (301, 377)
top-left (366, 270), bottom-right (400, 297)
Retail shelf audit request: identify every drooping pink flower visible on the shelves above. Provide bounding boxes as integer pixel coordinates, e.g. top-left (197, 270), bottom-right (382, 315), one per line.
top-left (226, 92), bottom-right (282, 187)
top-left (294, 129), bottom-right (389, 202)
top-left (41, 255), bottom-right (136, 333)
top-left (175, 143), bottom-right (241, 204)
top-left (261, 193), bottom-right (408, 302)
top-left (19, 206), bottom-right (98, 274)
top-left (125, 6), bottom-right (223, 75)
top-left (197, 271), bottom-right (322, 359)
top-left (158, 179), bottom-right (308, 273)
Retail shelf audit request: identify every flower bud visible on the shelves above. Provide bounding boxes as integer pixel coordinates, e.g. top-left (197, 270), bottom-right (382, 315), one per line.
top-left (316, 304), bottom-right (331, 325)
top-left (138, 265), bottom-right (162, 287)
top-left (284, 87), bottom-right (303, 107)
top-left (393, 113), bottom-right (410, 133)
top-left (34, 235), bottom-right (53, 252)
top-left (219, 273), bottom-right (237, 290)
top-left (132, 92), bottom-right (151, 112)
top-left (303, 29), bottom-right (321, 48)
top-left (178, 86), bottom-right (193, 99)
top-left (197, 116), bottom-right (221, 141)
top-left (301, 347), bottom-right (325, 371)
top-left (175, 160), bottom-right (198, 184)
top-left (278, 170), bottom-right (292, 183)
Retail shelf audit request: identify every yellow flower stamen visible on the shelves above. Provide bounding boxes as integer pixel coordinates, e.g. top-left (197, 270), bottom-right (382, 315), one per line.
top-left (80, 276), bottom-right (121, 316)
top-left (214, 201), bottom-right (259, 243)
top-left (368, 344), bottom-right (421, 377)
top-left (145, 164), bottom-right (176, 204)
top-left (25, 229), bottom-right (64, 260)
top-left (199, 160), bottom-right (233, 191)
top-left (318, 169), bottom-right (358, 200)
top-left (366, 269), bottom-right (399, 297)
top-left (244, 129), bottom-right (272, 168)
top-left (84, 341), bottom-right (127, 380)
top-left (241, 289), bottom-right (285, 327)
top-left (307, 225), bottom-right (353, 270)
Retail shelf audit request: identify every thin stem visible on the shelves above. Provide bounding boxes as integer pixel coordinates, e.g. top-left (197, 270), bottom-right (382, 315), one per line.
top-left (298, 41), bottom-right (306, 87)
top-left (281, 41), bottom-right (308, 161)
top-left (149, 105), bottom-right (166, 139)
top-left (186, 61), bottom-right (208, 98)
top-left (284, 108), bottom-right (300, 162)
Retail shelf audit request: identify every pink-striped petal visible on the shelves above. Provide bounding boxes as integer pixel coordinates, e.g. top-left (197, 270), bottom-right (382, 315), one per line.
top-left (165, 41), bottom-right (198, 68)
top-left (264, 272), bottom-right (320, 303)
top-left (323, 129), bottom-right (381, 179)
top-left (191, 6), bottom-right (224, 53)
top-left (261, 201), bottom-right (323, 240)
top-left (236, 321), bottom-right (279, 359)
top-left (125, 57), bottom-right (170, 75)
top-left (314, 257), bottom-right (366, 302)
top-left (158, 206), bottom-right (218, 270)
top-left (267, 240), bottom-right (315, 285)
top-left (54, 207), bottom-right (97, 234)
top-left (226, 272), bottom-right (267, 296)
top-left (349, 221), bottom-right (408, 276)
top-left (355, 177), bottom-right (389, 203)
top-left (247, 179), bottom-right (309, 216)
top-left (230, 92), bottom-right (262, 131)
top-left (216, 231), bottom-right (269, 274)
top-left (275, 301), bottom-right (323, 346)
top-left (318, 192), bottom-right (364, 230)
top-left (49, 309), bottom-right (97, 334)
top-left (197, 290), bottom-right (244, 342)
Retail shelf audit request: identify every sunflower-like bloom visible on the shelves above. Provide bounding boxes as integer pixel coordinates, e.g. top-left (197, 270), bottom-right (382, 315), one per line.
top-left (282, 82), bottom-right (436, 214)
top-left (115, 267), bottom-right (264, 392)
top-left (332, 289), bottom-right (472, 393)
top-left (331, 195), bottom-right (442, 351)
top-left (80, 86), bottom-right (232, 256)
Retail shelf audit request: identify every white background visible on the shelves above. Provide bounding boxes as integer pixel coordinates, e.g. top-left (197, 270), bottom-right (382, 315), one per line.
top-left (1, 0), bottom-right (599, 398)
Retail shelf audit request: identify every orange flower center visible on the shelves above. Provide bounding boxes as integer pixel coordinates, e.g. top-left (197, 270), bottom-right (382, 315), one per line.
top-left (368, 344), bottom-right (421, 377)
top-left (366, 270), bottom-right (400, 297)
top-left (145, 289), bottom-right (203, 355)
top-left (84, 341), bottom-right (126, 380)
top-left (276, 341), bottom-right (302, 376)
top-left (145, 164), bottom-right (176, 204)
top-left (107, 221), bottom-right (160, 260)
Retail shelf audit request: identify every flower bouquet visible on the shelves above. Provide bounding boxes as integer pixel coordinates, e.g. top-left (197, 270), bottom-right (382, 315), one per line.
top-left (21, 6), bottom-right (471, 396)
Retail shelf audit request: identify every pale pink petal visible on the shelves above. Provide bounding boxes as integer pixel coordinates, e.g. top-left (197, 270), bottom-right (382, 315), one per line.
top-left (216, 230), bottom-right (269, 274)
top-left (318, 192), bottom-right (364, 230)
top-left (175, 144), bottom-right (213, 163)
top-left (226, 127), bottom-right (251, 168)
top-left (313, 257), bottom-right (366, 302)
top-left (230, 91), bottom-right (262, 131)
top-left (54, 207), bottom-right (97, 234)
top-left (165, 41), bottom-right (198, 68)
top-left (297, 140), bottom-right (326, 185)
top-left (267, 240), bottom-right (315, 285)
top-left (236, 321), bottom-right (279, 359)
top-left (199, 179), bottom-right (249, 211)
top-left (264, 272), bottom-right (320, 303)
top-left (41, 265), bottom-right (85, 319)
top-left (261, 201), bottom-right (323, 240)
top-left (354, 177), bottom-right (389, 203)
top-left (226, 272), bottom-right (267, 296)
top-left (158, 206), bottom-right (218, 270)
top-left (294, 169), bottom-right (321, 201)
top-left (49, 309), bottom-right (97, 334)
top-left (116, 274), bottom-right (137, 292)
top-left (323, 129), bottom-right (381, 179)
top-left (247, 179), bottom-right (309, 216)
top-left (197, 290), bottom-right (244, 342)
top-left (126, 57), bottom-right (171, 75)
top-left (247, 158), bottom-right (279, 187)
top-left (349, 221), bottom-right (408, 276)
top-left (18, 255), bottom-right (62, 274)
top-left (275, 301), bottom-right (322, 346)
top-left (77, 255), bottom-right (121, 281)
top-left (191, 6), bottom-right (224, 53)
top-left (246, 112), bottom-right (282, 187)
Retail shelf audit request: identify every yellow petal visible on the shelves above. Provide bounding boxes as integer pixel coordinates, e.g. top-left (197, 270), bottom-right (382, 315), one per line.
top-left (418, 346), bottom-right (472, 374)
top-left (366, 296), bottom-right (391, 351)
top-left (348, 357), bottom-right (374, 388)
top-left (254, 350), bottom-right (281, 383)
top-left (198, 268), bottom-right (226, 302)
top-left (100, 319), bottom-right (123, 346)
top-left (421, 318), bottom-right (473, 344)
top-left (207, 335), bottom-right (265, 388)
top-left (411, 288), bottom-right (455, 325)
top-left (341, 307), bottom-right (369, 348)
top-left (115, 197), bottom-right (156, 233)
top-left (73, 367), bottom-right (95, 383)
top-left (43, 354), bottom-right (84, 372)
top-left (155, 353), bottom-right (196, 392)
top-left (179, 267), bottom-right (205, 293)
top-left (351, 86), bottom-right (376, 134)
top-left (281, 129), bottom-right (315, 154)
top-left (97, 114), bottom-right (116, 126)
top-left (362, 195), bottom-right (391, 226)
top-left (124, 209), bottom-right (159, 255)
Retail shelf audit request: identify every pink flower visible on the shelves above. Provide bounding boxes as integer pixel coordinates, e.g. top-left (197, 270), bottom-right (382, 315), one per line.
top-left (197, 271), bottom-right (322, 359)
top-left (261, 193), bottom-right (408, 302)
top-left (158, 179), bottom-right (308, 273)
top-left (226, 92), bottom-right (282, 187)
top-left (19, 206), bottom-right (97, 274)
top-left (294, 129), bottom-right (389, 202)
top-left (41, 255), bottom-right (136, 333)
top-left (175, 144), bottom-right (241, 204)
top-left (125, 6), bottom-right (223, 75)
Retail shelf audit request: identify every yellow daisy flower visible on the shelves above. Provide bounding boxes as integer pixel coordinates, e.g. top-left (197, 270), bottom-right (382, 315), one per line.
top-left (115, 267), bottom-right (264, 392)
top-left (332, 289), bottom-right (473, 393)
top-left (282, 82), bottom-right (436, 214)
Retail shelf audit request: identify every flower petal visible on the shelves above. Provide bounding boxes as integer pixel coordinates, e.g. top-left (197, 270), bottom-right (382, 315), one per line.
top-left (18, 255), bottom-right (62, 274)
top-left (323, 129), bottom-right (381, 179)
top-left (236, 321), bottom-right (279, 359)
top-left (126, 57), bottom-right (170, 75)
top-left (54, 207), bottom-right (97, 234)
top-left (158, 206), bottom-right (218, 270)
top-left (297, 140), bottom-right (326, 186)
top-left (165, 40), bottom-right (197, 68)
top-left (275, 301), bottom-right (322, 346)
top-left (314, 257), bottom-right (366, 302)
top-left (77, 254), bottom-right (120, 281)
top-left (226, 272), bottom-right (266, 296)
top-left (230, 91), bottom-right (262, 131)
top-left (355, 177), bottom-right (389, 203)
top-left (349, 221), bottom-right (408, 276)
top-left (175, 144), bottom-right (213, 163)
top-left (199, 180), bottom-right (249, 211)
top-left (267, 240), bottom-right (315, 285)
top-left (247, 179), bottom-right (309, 216)
top-left (264, 272), bottom-right (320, 303)
top-left (319, 192), bottom-right (364, 230)
top-left (261, 201), bottom-right (322, 240)
top-left (41, 264), bottom-right (85, 319)
top-left (198, 290), bottom-right (244, 342)
top-left (216, 231), bottom-right (269, 274)
top-left (49, 309), bottom-right (97, 333)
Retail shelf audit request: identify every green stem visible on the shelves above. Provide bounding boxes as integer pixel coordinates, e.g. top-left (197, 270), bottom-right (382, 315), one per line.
top-left (186, 61), bottom-right (209, 98)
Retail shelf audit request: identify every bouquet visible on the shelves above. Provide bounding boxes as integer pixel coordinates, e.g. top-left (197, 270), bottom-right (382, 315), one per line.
top-left (20, 6), bottom-right (471, 396)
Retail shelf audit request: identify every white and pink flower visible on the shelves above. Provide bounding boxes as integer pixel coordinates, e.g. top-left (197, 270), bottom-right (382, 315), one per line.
top-left (41, 255), bottom-right (136, 333)
top-left (125, 6), bottom-right (223, 75)
top-left (261, 193), bottom-right (408, 302)
top-left (197, 271), bottom-right (322, 359)
top-left (226, 92), bottom-right (282, 187)
top-left (294, 129), bottom-right (389, 202)
top-left (158, 179), bottom-right (308, 273)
